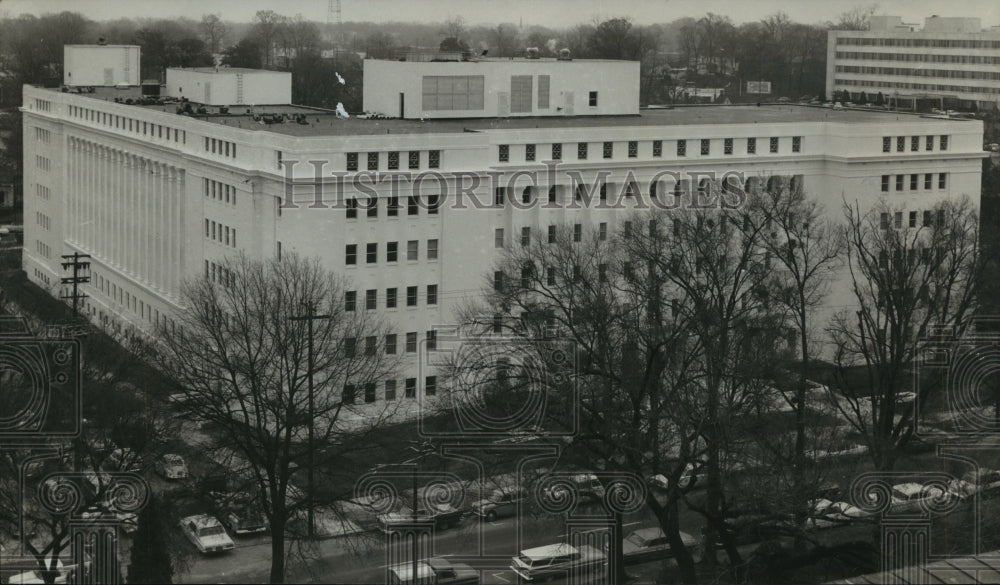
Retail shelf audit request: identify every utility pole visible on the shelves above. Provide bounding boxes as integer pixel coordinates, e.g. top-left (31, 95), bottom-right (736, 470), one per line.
top-left (60, 252), bottom-right (91, 319)
top-left (290, 301), bottom-right (330, 539)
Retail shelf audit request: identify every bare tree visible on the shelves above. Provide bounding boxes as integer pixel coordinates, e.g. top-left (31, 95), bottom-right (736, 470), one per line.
top-left (252, 10), bottom-right (286, 68)
top-left (199, 13), bottom-right (227, 54)
top-left (828, 196), bottom-right (982, 471)
top-left (152, 253), bottom-right (400, 583)
top-left (489, 24), bottom-right (519, 58)
top-left (832, 4), bottom-right (878, 30)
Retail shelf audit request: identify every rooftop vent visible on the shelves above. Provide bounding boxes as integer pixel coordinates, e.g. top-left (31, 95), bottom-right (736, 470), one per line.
top-left (526, 47), bottom-right (540, 59)
top-left (558, 48), bottom-right (572, 61)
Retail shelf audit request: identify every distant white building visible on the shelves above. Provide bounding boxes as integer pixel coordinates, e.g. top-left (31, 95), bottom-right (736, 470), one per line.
top-left (827, 16), bottom-right (1000, 110)
top-left (165, 67), bottom-right (292, 106)
top-left (63, 45), bottom-right (140, 87)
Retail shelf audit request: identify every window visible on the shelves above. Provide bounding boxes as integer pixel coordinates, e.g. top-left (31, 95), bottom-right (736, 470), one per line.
top-left (409, 151), bottom-right (420, 169)
top-left (603, 141), bottom-right (613, 159)
top-left (495, 228), bottom-right (505, 248)
top-left (407, 240), bottom-right (418, 261)
top-left (344, 338), bottom-right (357, 358)
top-left (882, 137), bottom-right (891, 153)
top-left (345, 291), bottom-right (356, 312)
top-left (367, 197), bottom-right (378, 218)
top-left (552, 143), bottom-right (562, 160)
top-left (388, 151), bottom-right (400, 170)
top-left (923, 210), bottom-right (932, 227)
top-left (925, 173), bottom-right (932, 190)
top-left (428, 194), bottom-right (440, 215)
top-left (407, 286), bottom-right (418, 307)
top-left (910, 174), bottom-right (918, 190)
top-left (388, 196), bottom-right (400, 217)
top-left (599, 222), bottom-right (607, 241)
top-left (939, 173), bottom-right (947, 189)
top-left (909, 211), bottom-right (917, 227)
top-left (748, 137), bottom-right (757, 154)
top-left (770, 137), bottom-right (779, 153)
top-left (343, 384), bottom-right (355, 405)
top-left (547, 267), bottom-right (556, 286)
top-left (494, 271), bottom-right (504, 292)
top-left (574, 224), bottom-right (582, 242)
top-left (368, 152), bottom-right (379, 170)
top-left (894, 211), bottom-right (903, 229)
top-left (494, 187), bottom-right (506, 206)
top-left (578, 142), bottom-right (588, 160)
top-left (895, 175), bottom-right (903, 191)
top-left (386, 288), bottom-right (397, 308)
top-left (366, 243), bottom-right (378, 263)
top-left (548, 186), bottom-right (557, 204)
top-left (385, 380), bottom-right (397, 400)
top-left (545, 225), bottom-right (556, 244)
top-left (364, 383), bottom-right (376, 403)
top-left (366, 289), bottom-right (377, 310)
top-left (628, 141), bottom-right (638, 158)
top-left (408, 195), bottom-right (419, 216)
top-left (937, 209), bottom-right (945, 226)
top-left (624, 221), bottom-right (632, 239)
top-left (792, 136), bottom-right (802, 153)
top-left (428, 150), bottom-right (440, 168)
top-left (387, 241), bottom-right (398, 262)
top-left (599, 264), bottom-right (607, 282)
top-left (526, 144), bottom-right (536, 162)
top-left (406, 333), bottom-right (417, 353)
top-left (940, 135), bottom-right (948, 151)
top-left (346, 152), bottom-right (358, 171)
top-left (589, 91), bottom-right (598, 106)
top-left (701, 139), bottom-right (710, 155)
top-left (493, 313), bottom-right (503, 333)
top-left (677, 140), bottom-right (686, 156)
top-left (405, 378), bottom-right (416, 398)
top-left (881, 175), bottom-right (890, 192)
top-left (653, 140), bottom-right (662, 157)
top-left (926, 136), bottom-right (934, 151)
top-left (427, 285), bottom-right (437, 305)
top-left (346, 198), bottom-right (358, 219)
top-left (426, 332), bottom-right (437, 352)
top-left (522, 187), bottom-right (532, 204)
top-left (880, 212), bottom-right (889, 229)
top-left (499, 144), bottom-right (510, 162)
top-left (724, 138), bottom-right (733, 155)
top-left (427, 239), bottom-right (439, 260)
top-left (897, 136), bottom-right (905, 152)
top-left (345, 244), bottom-right (357, 265)
top-left (425, 375), bottom-right (437, 396)
top-left (911, 136), bottom-right (919, 152)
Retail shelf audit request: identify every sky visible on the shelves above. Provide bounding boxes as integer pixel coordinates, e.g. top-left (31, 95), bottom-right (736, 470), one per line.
top-left (1, 0), bottom-right (998, 28)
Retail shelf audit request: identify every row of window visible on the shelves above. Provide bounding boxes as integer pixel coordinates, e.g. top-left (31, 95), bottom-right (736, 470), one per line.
top-left (345, 150), bottom-right (442, 172)
top-left (838, 65), bottom-right (1000, 82)
top-left (35, 240), bottom-right (51, 259)
top-left (876, 246), bottom-right (947, 269)
top-left (36, 184), bottom-right (51, 200)
top-left (881, 173), bottom-right (948, 192)
top-left (880, 209), bottom-right (947, 230)
top-left (345, 239), bottom-right (439, 265)
top-left (882, 135), bottom-right (948, 153)
top-left (836, 51), bottom-right (1000, 65)
top-left (343, 375), bottom-right (436, 403)
top-left (35, 212), bottom-right (51, 230)
top-left (34, 99), bottom-right (51, 112)
top-left (345, 285), bottom-right (438, 311)
top-left (33, 268), bottom-right (52, 287)
top-left (345, 331), bottom-right (438, 358)
top-left (205, 260), bottom-right (234, 286)
top-left (205, 137), bottom-right (236, 158)
top-left (836, 37), bottom-right (1000, 49)
top-left (835, 78), bottom-right (1000, 95)
top-left (498, 136), bottom-right (802, 163)
top-left (35, 127), bottom-right (51, 143)
top-left (68, 105), bottom-right (188, 144)
top-left (203, 178), bottom-right (238, 205)
top-left (204, 220), bottom-right (237, 247)
top-left (346, 195), bottom-right (441, 219)
top-left (92, 272), bottom-right (171, 327)
top-left (36, 156), bottom-right (51, 172)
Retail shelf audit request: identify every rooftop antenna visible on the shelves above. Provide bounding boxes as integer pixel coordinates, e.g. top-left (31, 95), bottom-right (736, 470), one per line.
top-left (327, 0), bottom-right (343, 44)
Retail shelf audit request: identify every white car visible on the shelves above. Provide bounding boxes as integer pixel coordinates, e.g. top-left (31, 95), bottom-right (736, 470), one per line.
top-left (806, 498), bottom-right (871, 529)
top-left (156, 453), bottom-right (189, 480)
top-left (511, 543), bottom-right (606, 582)
top-left (179, 514), bottom-right (235, 554)
top-left (543, 473), bottom-right (606, 503)
top-left (889, 483), bottom-right (951, 514)
top-left (650, 463), bottom-right (707, 491)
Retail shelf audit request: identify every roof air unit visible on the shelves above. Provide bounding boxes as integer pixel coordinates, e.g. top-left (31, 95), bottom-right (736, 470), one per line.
top-left (526, 47), bottom-right (540, 59)
top-left (558, 48), bottom-right (572, 61)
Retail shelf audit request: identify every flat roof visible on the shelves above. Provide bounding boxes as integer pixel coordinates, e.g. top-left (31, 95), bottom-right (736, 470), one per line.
top-left (166, 67), bottom-right (287, 74)
top-left (48, 86), bottom-right (975, 137)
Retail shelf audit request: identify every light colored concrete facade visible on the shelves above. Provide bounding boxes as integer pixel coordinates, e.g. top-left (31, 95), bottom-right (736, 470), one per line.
top-left (827, 16), bottom-right (1000, 110)
top-left (165, 68), bottom-right (292, 106)
top-left (22, 73), bottom-right (985, 411)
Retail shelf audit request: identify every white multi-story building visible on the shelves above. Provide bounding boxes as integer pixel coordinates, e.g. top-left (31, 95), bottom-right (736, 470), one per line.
top-left (22, 57), bottom-right (985, 411)
top-left (827, 15), bottom-right (1000, 111)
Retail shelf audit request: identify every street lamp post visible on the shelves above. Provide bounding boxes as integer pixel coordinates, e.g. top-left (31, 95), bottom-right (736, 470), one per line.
top-left (290, 301), bottom-right (330, 539)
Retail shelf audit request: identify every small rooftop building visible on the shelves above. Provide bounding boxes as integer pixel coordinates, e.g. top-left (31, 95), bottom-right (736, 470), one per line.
top-left (63, 45), bottom-right (140, 87)
top-left (165, 67), bottom-right (292, 106)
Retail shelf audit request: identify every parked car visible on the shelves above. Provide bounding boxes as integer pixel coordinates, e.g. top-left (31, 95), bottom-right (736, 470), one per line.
top-left (387, 557), bottom-right (480, 585)
top-left (155, 454), bottom-right (189, 480)
top-left (948, 469), bottom-right (1000, 501)
top-left (179, 514), bottom-right (235, 554)
top-left (649, 463), bottom-right (707, 491)
top-left (510, 543), bottom-right (606, 582)
top-left (470, 487), bottom-right (528, 522)
top-left (889, 482), bottom-right (952, 514)
top-left (806, 498), bottom-right (871, 529)
top-left (542, 473), bottom-right (606, 503)
top-left (211, 491), bottom-right (268, 536)
top-left (80, 501), bottom-right (138, 534)
top-left (377, 503), bottom-right (463, 532)
top-left (612, 527), bottom-right (700, 565)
